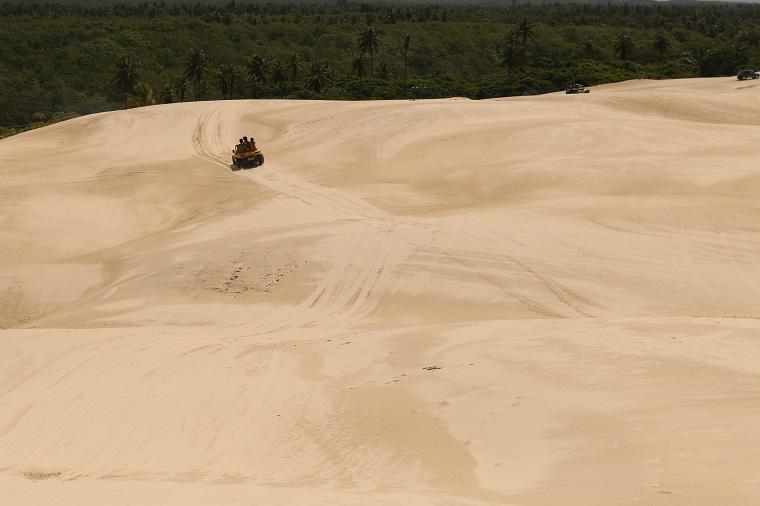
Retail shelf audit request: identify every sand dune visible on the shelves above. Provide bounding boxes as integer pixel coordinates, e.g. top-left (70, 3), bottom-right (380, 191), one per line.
top-left (2, 77), bottom-right (760, 504)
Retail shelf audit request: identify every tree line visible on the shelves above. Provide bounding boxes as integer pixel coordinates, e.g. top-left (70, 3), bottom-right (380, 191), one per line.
top-left (3, 1), bottom-right (760, 135)
top-left (111, 24), bottom-right (415, 107)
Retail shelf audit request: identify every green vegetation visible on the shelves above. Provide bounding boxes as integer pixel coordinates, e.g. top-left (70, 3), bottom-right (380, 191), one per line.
top-left (0, 113), bottom-right (80, 140)
top-left (3, 1), bottom-right (760, 131)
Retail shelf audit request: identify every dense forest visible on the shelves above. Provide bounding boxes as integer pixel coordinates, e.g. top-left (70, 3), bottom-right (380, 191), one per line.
top-left (3, 1), bottom-right (760, 137)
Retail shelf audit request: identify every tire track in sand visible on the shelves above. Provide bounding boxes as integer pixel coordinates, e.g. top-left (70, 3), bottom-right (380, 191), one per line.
top-left (191, 105), bottom-right (419, 333)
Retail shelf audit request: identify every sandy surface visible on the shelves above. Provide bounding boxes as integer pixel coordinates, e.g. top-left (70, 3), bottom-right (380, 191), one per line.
top-left (2, 77), bottom-right (760, 505)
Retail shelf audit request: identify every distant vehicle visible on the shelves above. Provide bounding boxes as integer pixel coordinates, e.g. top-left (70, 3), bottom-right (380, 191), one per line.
top-left (737, 69), bottom-right (759, 80)
top-left (565, 83), bottom-right (590, 94)
top-left (231, 145), bottom-right (264, 170)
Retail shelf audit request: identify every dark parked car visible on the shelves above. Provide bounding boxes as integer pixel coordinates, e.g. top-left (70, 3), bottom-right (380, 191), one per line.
top-left (737, 69), bottom-right (759, 80)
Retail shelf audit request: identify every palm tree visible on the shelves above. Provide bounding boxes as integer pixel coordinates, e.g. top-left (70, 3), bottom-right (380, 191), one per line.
top-left (614, 34), bottom-right (634, 60)
top-left (112, 55), bottom-right (139, 109)
top-left (307, 60), bottom-right (327, 93)
top-left (271, 60), bottom-right (287, 84)
top-left (127, 81), bottom-right (155, 108)
top-left (351, 53), bottom-right (366, 79)
top-left (218, 64), bottom-right (239, 99)
top-left (653, 33), bottom-right (669, 55)
top-left (402, 33), bottom-right (411, 91)
top-left (501, 32), bottom-right (521, 78)
top-left (358, 26), bottom-right (380, 76)
top-left (288, 52), bottom-right (302, 87)
top-left (184, 49), bottom-right (207, 100)
top-left (516, 18), bottom-right (535, 47)
top-left (512, 18), bottom-right (536, 69)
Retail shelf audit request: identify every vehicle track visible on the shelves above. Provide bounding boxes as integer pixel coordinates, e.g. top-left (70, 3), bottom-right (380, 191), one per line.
top-left (191, 106), bottom-right (418, 333)
top-left (191, 105), bottom-right (602, 328)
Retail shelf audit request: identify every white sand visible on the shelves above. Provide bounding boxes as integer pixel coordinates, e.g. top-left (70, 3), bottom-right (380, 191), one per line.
top-left (2, 77), bottom-right (760, 504)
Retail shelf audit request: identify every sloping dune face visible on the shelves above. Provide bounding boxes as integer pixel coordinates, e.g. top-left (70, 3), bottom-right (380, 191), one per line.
top-left (2, 77), bottom-right (760, 505)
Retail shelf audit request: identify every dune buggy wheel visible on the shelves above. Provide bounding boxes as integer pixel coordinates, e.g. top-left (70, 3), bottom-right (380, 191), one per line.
top-left (256, 154), bottom-right (264, 166)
